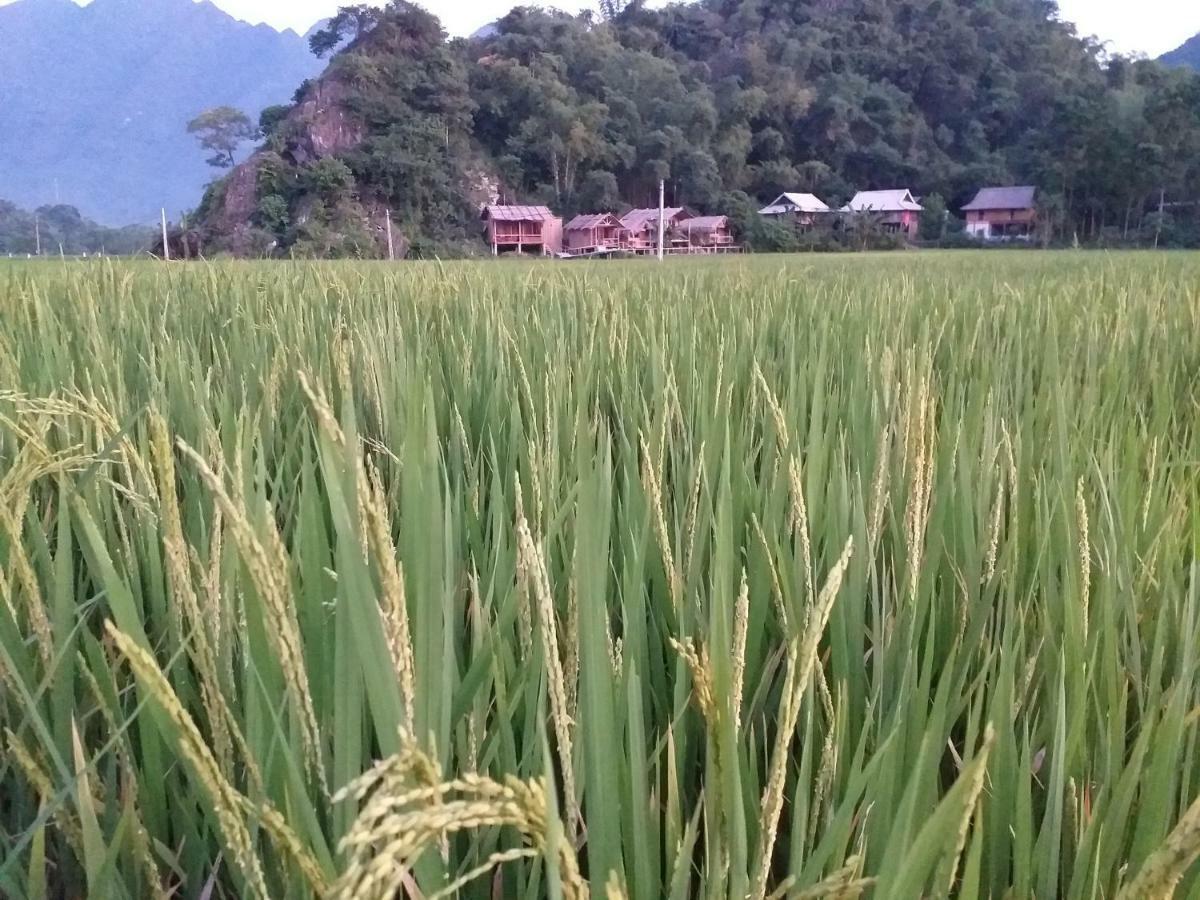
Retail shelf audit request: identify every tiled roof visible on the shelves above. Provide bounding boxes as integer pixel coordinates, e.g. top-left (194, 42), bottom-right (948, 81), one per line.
top-left (566, 213), bottom-right (621, 230)
top-left (621, 208), bottom-right (686, 230)
top-left (759, 193), bottom-right (830, 215)
top-left (678, 216), bottom-right (728, 231)
top-left (962, 186), bottom-right (1037, 211)
top-left (484, 205), bottom-right (557, 222)
top-left (842, 190), bottom-right (923, 213)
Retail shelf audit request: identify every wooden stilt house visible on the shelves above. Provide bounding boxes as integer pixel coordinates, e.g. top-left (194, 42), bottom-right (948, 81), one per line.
top-left (482, 205), bottom-right (563, 256)
top-left (564, 213), bottom-right (629, 254)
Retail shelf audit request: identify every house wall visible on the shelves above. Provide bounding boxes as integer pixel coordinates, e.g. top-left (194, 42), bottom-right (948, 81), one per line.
top-left (487, 217), bottom-right (563, 254)
top-left (965, 209), bottom-right (1036, 240)
top-left (966, 209), bottom-right (1037, 226)
top-left (566, 225), bottom-right (627, 252)
top-left (877, 211), bottom-right (919, 238)
top-left (542, 218), bottom-right (563, 254)
top-left (565, 228), bottom-right (594, 252)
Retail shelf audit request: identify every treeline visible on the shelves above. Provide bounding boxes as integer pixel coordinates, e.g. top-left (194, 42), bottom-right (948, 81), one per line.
top-left (197, 0), bottom-right (1200, 255)
top-left (0, 200), bottom-right (156, 257)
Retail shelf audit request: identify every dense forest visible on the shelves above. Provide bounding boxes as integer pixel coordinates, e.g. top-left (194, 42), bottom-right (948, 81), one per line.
top-left (189, 0), bottom-right (1200, 256)
top-left (0, 200), bottom-right (155, 257)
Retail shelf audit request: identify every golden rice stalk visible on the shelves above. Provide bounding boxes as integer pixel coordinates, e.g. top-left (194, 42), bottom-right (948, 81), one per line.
top-left (121, 767), bottom-right (169, 900)
top-left (983, 480), bottom-right (1005, 584)
top-left (1117, 791), bottom-right (1200, 899)
top-left (765, 855), bottom-right (874, 900)
top-left (605, 871), bottom-right (630, 900)
top-left (105, 622), bottom-right (270, 900)
top-left (5, 728), bottom-right (84, 854)
top-left (79, 659), bottom-right (171, 899)
top-left (751, 513), bottom-right (789, 632)
top-left (902, 367), bottom-right (935, 606)
top-left (175, 440), bottom-right (325, 796)
top-left (788, 456), bottom-right (815, 604)
top-left (866, 425), bottom-right (891, 558)
top-left (753, 360), bottom-right (790, 450)
top-left (333, 735), bottom-right (584, 900)
top-left (1076, 478), bottom-right (1091, 642)
top-left (515, 514), bottom-right (580, 837)
top-left (513, 474), bottom-right (535, 656)
top-left (0, 503), bottom-right (54, 672)
top-left (641, 431), bottom-right (681, 610)
top-left (298, 370), bottom-right (370, 560)
top-left (669, 637), bottom-right (718, 726)
top-left (683, 445), bottom-right (707, 574)
top-left (297, 370), bottom-right (347, 448)
top-left (565, 561), bottom-right (581, 720)
top-left (807, 702), bottom-right (839, 846)
top-left (1142, 437), bottom-right (1159, 530)
top-left (932, 724), bottom-right (996, 896)
top-left (731, 568), bottom-right (750, 732)
top-left (752, 536), bottom-right (855, 900)
top-left (148, 412), bottom-right (233, 774)
top-left (363, 459), bottom-right (416, 734)
top-left (429, 847), bottom-right (539, 899)
top-left (240, 798), bottom-right (330, 896)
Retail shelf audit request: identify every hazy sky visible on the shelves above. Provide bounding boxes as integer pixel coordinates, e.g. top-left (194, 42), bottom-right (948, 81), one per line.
top-left (212, 0), bottom-right (1200, 56)
top-left (6, 0), bottom-right (1200, 56)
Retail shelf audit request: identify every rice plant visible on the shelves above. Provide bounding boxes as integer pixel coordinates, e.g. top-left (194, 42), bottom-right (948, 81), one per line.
top-left (1, 251), bottom-right (1199, 899)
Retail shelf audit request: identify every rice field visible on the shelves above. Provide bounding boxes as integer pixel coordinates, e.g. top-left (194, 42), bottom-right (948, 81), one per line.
top-left (0, 251), bottom-right (1199, 899)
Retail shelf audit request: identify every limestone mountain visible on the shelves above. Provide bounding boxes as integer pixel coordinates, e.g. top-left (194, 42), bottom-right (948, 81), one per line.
top-left (0, 0), bottom-right (324, 224)
top-left (1160, 33), bottom-right (1200, 71)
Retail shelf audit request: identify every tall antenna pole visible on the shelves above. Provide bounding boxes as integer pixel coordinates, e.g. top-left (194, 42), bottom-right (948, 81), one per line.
top-left (34, 214), bottom-right (41, 256)
top-left (386, 209), bottom-right (395, 261)
top-left (657, 179), bottom-right (665, 262)
top-left (161, 208), bottom-right (171, 261)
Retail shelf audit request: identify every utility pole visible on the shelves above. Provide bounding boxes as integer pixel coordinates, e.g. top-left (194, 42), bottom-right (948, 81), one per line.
top-left (1155, 188), bottom-right (1165, 249)
top-left (161, 208), bottom-right (171, 261)
top-left (34, 215), bottom-right (41, 256)
top-left (385, 209), bottom-right (395, 261)
top-left (657, 179), bottom-right (665, 262)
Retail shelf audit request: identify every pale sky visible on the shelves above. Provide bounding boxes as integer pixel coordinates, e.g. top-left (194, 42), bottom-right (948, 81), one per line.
top-left (5, 0), bottom-right (1200, 56)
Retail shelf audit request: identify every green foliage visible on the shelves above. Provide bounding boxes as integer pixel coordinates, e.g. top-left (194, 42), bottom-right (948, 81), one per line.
top-left (2, 253), bottom-right (1200, 898)
top-left (576, 170), bottom-right (620, 212)
top-left (308, 4), bottom-right (383, 58)
top-left (255, 194), bottom-right (290, 236)
top-left (468, 2), bottom-right (1200, 238)
top-left (0, 199), bottom-right (155, 255)
top-left (197, 1), bottom-right (1200, 253)
top-left (186, 106), bottom-right (259, 170)
top-left (919, 194), bottom-right (948, 241)
top-left (303, 158), bottom-right (355, 199)
top-left (258, 105), bottom-right (292, 138)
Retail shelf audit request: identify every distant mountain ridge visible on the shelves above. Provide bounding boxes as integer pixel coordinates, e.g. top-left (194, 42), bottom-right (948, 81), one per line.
top-left (1160, 33), bottom-right (1200, 70)
top-left (0, 0), bottom-right (324, 224)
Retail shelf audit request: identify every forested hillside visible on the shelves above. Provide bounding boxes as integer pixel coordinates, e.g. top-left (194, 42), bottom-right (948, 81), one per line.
top-left (190, 0), bottom-right (1200, 256)
top-left (0, 200), bottom-right (155, 256)
top-left (1161, 33), bottom-right (1200, 72)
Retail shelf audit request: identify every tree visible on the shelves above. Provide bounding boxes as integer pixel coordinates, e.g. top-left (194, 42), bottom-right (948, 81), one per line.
top-left (187, 107), bottom-right (258, 169)
top-left (309, 4), bottom-right (382, 58)
top-left (919, 193), bottom-right (948, 241)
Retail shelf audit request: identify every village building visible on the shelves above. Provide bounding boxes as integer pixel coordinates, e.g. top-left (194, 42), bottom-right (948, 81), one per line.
top-left (842, 189), bottom-right (924, 238)
top-left (564, 213), bottom-right (629, 255)
top-left (674, 215), bottom-right (737, 252)
top-left (962, 186), bottom-right (1037, 241)
top-left (482, 205), bottom-right (563, 256)
top-left (758, 192), bottom-right (831, 229)
top-left (620, 207), bottom-right (694, 253)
